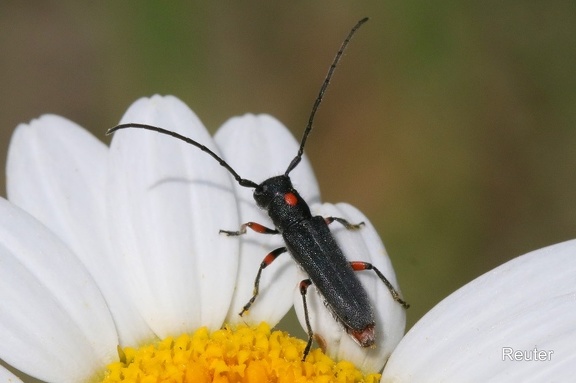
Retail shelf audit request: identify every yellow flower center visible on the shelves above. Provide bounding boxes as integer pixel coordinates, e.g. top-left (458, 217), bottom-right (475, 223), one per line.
top-left (101, 322), bottom-right (379, 383)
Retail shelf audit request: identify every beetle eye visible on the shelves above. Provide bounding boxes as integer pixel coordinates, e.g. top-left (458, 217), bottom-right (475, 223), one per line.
top-left (255, 184), bottom-right (266, 195)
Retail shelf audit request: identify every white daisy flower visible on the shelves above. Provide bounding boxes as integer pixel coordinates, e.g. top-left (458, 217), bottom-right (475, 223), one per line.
top-left (214, 113), bottom-right (407, 372)
top-left (381, 239), bottom-right (576, 382)
top-left (0, 95), bottom-right (407, 382)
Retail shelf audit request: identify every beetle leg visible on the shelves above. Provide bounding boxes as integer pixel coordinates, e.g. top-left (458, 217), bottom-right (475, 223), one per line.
top-left (220, 221), bottom-right (279, 236)
top-left (350, 261), bottom-right (410, 309)
top-left (299, 278), bottom-right (314, 361)
top-left (239, 247), bottom-right (288, 316)
top-left (324, 216), bottom-right (365, 230)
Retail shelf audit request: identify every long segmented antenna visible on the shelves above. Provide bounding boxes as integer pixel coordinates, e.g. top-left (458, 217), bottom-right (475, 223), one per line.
top-left (106, 123), bottom-right (259, 188)
top-left (284, 17), bottom-right (369, 176)
top-left (107, 17), bottom-right (368, 187)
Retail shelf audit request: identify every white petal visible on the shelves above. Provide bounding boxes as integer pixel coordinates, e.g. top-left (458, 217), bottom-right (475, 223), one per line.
top-left (293, 203), bottom-right (406, 373)
top-left (107, 95), bottom-right (239, 336)
top-left (382, 239), bottom-right (576, 382)
top-left (214, 114), bottom-right (320, 325)
top-left (0, 366), bottom-right (23, 383)
top-left (0, 198), bottom-right (117, 383)
top-left (6, 115), bottom-right (153, 346)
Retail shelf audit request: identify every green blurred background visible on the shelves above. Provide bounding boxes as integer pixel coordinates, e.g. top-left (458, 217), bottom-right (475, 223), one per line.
top-left (2, 0), bottom-right (576, 344)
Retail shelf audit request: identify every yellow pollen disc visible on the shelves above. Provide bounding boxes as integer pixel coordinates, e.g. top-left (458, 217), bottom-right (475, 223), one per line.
top-left (101, 322), bottom-right (380, 383)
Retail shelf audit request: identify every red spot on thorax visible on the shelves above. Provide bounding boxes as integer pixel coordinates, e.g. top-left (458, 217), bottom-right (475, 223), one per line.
top-left (284, 192), bottom-right (298, 206)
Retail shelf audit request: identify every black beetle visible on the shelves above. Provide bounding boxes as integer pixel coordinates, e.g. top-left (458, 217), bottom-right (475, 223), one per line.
top-left (107, 17), bottom-right (409, 360)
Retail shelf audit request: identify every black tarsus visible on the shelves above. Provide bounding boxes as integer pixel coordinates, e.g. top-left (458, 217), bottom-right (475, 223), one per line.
top-left (284, 17), bottom-right (370, 176)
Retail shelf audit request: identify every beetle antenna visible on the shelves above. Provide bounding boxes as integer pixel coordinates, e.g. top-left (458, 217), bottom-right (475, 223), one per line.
top-left (285, 17), bottom-right (369, 176)
top-left (106, 123), bottom-right (259, 188)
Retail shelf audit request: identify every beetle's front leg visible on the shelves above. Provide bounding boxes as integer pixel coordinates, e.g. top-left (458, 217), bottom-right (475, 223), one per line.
top-left (219, 222), bottom-right (279, 236)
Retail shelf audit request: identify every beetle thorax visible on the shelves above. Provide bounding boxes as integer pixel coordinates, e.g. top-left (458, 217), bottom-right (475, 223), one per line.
top-left (253, 175), bottom-right (312, 231)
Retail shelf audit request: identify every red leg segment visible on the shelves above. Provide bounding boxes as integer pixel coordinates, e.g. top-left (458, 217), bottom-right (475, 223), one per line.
top-left (239, 247), bottom-right (287, 316)
top-left (220, 221), bottom-right (279, 236)
top-left (349, 261), bottom-right (409, 309)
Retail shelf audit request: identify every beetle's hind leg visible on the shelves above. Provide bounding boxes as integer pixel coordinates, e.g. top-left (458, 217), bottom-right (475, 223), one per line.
top-left (299, 278), bottom-right (314, 361)
top-left (325, 216), bottom-right (365, 230)
top-left (350, 261), bottom-right (410, 309)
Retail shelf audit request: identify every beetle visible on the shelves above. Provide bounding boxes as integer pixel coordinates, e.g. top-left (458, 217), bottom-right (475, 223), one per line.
top-left (107, 17), bottom-right (409, 360)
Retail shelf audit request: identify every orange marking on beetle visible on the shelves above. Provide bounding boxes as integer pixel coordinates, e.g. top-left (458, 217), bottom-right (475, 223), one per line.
top-left (263, 253), bottom-right (276, 266)
top-left (350, 261), bottom-right (369, 271)
top-left (284, 192), bottom-right (298, 206)
top-left (247, 222), bottom-right (267, 233)
top-left (348, 323), bottom-right (375, 347)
